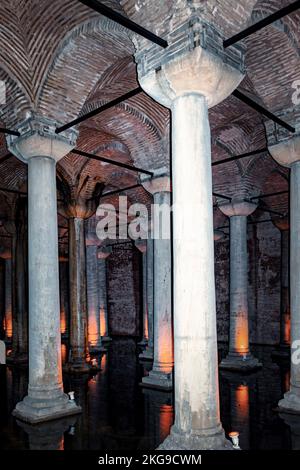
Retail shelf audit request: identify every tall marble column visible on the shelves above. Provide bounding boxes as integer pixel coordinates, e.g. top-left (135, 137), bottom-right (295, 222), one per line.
top-left (5, 199), bottom-right (28, 363)
top-left (7, 117), bottom-right (81, 423)
top-left (98, 246), bottom-right (111, 342)
top-left (86, 241), bottom-right (106, 353)
top-left (268, 131), bottom-right (300, 414)
top-left (139, 236), bottom-right (154, 361)
top-left (136, 18), bottom-right (244, 448)
top-left (218, 201), bottom-right (262, 371)
top-left (273, 218), bottom-right (290, 352)
top-left (4, 258), bottom-right (13, 342)
top-left (0, 258), bottom-right (5, 340)
top-left (59, 255), bottom-right (69, 338)
top-left (135, 239), bottom-right (148, 346)
top-left (141, 178), bottom-right (173, 391)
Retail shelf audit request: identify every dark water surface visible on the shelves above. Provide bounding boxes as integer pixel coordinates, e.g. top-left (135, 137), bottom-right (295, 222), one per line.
top-left (0, 339), bottom-right (296, 450)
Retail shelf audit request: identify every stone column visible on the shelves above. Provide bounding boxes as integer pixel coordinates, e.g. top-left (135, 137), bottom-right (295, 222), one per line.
top-left (98, 246), bottom-right (112, 342)
top-left (5, 198), bottom-right (29, 363)
top-left (269, 133), bottom-right (300, 414)
top-left (86, 241), bottom-right (106, 353)
top-left (141, 178), bottom-right (173, 391)
top-left (218, 201), bottom-right (262, 371)
top-left (7, 117), bottom-right (81, 423)
top-left (273, 218), bottom-right (290, 352)
top-left (0, 258), bottom-right (5, 340)
top-left (68, 216), bottom-right (90, 372)
top-left (4, 258), bottom-right (13, 342)
top-left (135, 239), bottom-right (148, 346)
top-left (139, 235), bottom-right (154, 361)
top-left (59, 255), bottom-right (69, 338)
top-left (136, 18), bottom-right (244, 448)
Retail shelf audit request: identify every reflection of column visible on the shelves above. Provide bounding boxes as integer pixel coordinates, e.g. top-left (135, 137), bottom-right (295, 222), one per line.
top-left (141, 180), bottom-right (173, 391)
top-left (98, 247), bottom-right (112, 342)
top-left (229, 380), bottom-right (250, 450)
top-left (86, 243), bottom-right (106, 353)
top-left (135, 240), bottom-right (148, 346)
top-left (269, 136), bottom-right (300, 414)
top-left (142, 389), bottom-right (174, 449)
top-left (8, 117), bottom-right (81, 423)
top-left (218, 201), bottom-right (262, 372)
top-left (139, 236), bottom-right (154, 361)
top-left (4, 258), bottom-right (13, 342)
top-left (272, 219), bottom-right (290, 353)
top-left (16, 416), bottom-right (77, 450)
top-left (136, 19), bottom-right (244, 447)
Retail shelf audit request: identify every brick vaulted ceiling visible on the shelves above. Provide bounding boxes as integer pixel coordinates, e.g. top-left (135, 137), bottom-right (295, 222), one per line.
top-left (0, 0), bottom-right (298, 225)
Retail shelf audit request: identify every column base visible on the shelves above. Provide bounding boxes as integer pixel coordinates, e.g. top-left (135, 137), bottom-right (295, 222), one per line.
top-left (158, 425), bottom-right (233, 450)
top-left (12, 393), bottom-right (82, 424)
top-left (278, 390), bottom-right (300, 415)
top-left (220, 353), bottom-right (262, 372)
top-left (141, 369), bottom-right (173, 391)
top-left (89, 344), bottom-right (107, 354)
top-left (139, 347), bottom-right (154, 361)
top-left (65, 359), bottom-right (91, 374)
top-left (101, 336), bottom-right (112, 343)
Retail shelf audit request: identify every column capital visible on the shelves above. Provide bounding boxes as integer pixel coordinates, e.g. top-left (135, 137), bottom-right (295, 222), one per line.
top-left (272, 217), bottom-right (290, 232)
top-left (7, 115), bottom-right (77, 164)
top-left (135, 18), bottom-right (244, 109)
top-left (97, 246), bottom-right (112, 260)
top-left (135, 239), bottom-right (147, 253)
top-left (219, 200), bottom-right (257, 218)
top-left (214, 230), bottom-right (225, 242)
top-left (141, 172), bottom-right (171, 195)
top-left (266, 110), bottom-right (300, 167)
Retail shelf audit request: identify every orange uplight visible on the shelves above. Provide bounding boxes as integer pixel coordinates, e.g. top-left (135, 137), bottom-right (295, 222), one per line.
top-left (144, 307), bottom-right (149, 341)
top-left (88, 309), bottom-right (99, 347)
top-left (157, 323), bottom-right (173, 374)
top-left (284, 370), bottom-right (291, 394)
top-left (159, 405), bottom-right (173, 441)
top-left (4, 307), bottom-right (13, 339)
top-left (101, 354), bottom-right (107, 373)
top-left (100, 306), bottom-right (107, 337)
top-left (236, 314), bottom-right (249, 356)
top-left (235, 384), bottom-right (249, 422)
top-left (57, 436), bottom-right (64, 451)
top-left (60, 310), bottom-right (67, 335)
top-left (61, 344), bottom-right (67, 364)
top-left (283, 311), bottom-right (291, 345)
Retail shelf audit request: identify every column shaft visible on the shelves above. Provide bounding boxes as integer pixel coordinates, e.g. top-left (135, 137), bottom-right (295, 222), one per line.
top-left (4, 259), bottom-right (12, 341)
top-left (281, 230), bottom-right (290, 346)
top-left (13, 156), bottom-right (80, 422)
top-left (142, 192), bottom-right (173, 390)
top-left (98, 257), bottom-right (110, 340)
top-left (87, 245), bottom-right (104, 352)
top-left (69, 217), bottom-right (89, 371)
top-left (229, 215), bottom-right (249, 355)
top-left (140, 237), bottom-right (154, 360)
top-left (169, 94), bottom-right (224, 446)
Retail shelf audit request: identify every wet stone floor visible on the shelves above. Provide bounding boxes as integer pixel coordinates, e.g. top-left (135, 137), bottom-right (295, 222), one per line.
top-left (0, 339), bottom-right (297, 450)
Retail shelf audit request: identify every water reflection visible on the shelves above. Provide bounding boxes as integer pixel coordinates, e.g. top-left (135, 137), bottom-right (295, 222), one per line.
top-left (0, 344), bottom-right (296, 450)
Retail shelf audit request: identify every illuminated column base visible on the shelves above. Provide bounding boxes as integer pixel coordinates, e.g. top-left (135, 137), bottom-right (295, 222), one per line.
top-left (219, 202), bottom-right (262, 373)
